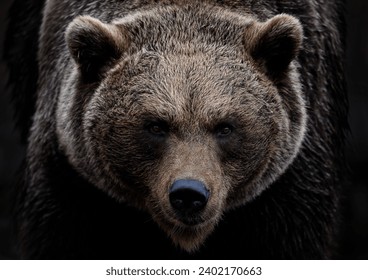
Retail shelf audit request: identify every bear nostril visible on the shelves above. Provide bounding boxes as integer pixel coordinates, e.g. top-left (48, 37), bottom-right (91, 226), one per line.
top-left (169, 179), bottom-right (209, 215)
top-left (171, 198), bottom-right (184, 210)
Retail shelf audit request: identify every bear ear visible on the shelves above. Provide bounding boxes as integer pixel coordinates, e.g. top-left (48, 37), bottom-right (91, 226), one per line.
top-left (66, 16), bottom-right (129, 82)
top-left (245, 14), bottom-right (303, 80)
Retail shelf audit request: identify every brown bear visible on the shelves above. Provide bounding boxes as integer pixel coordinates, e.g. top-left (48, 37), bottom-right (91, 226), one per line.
top-left (5, 0), bottom-right (347, 259)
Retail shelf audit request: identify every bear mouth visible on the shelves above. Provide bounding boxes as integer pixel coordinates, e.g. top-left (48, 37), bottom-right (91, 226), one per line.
top-left (150, 200), bottom-right (214, 229)
top-left (175, 215), bottom-right (205, 226)
top-left (160, 206), bottom-right (208, 228)
top-left (170, 205), bottom-right (207, 226)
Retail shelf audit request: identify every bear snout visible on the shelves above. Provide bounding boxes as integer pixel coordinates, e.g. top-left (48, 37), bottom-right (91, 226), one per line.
top-left (169, 179), bottom-right (210, 225)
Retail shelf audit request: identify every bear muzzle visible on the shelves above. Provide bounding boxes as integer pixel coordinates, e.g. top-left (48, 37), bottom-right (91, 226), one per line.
top-left (169, 179), bottom-right (210, 225)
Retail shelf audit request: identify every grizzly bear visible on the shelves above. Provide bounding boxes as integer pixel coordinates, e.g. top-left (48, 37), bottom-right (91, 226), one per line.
top-left (5, 0), bottom-right (347, 259)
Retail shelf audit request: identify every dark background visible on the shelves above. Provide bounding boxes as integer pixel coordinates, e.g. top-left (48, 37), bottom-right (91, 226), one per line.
top-left (0, 0), bottom-right (367, 259)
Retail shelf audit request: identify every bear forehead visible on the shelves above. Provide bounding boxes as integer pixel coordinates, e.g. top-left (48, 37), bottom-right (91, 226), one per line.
top-left (97, 51), bottom-right (277, 127)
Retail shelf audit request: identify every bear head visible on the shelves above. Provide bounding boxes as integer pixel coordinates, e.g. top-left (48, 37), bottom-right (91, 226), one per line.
top-left (57, 4), bottom-right (305, 252)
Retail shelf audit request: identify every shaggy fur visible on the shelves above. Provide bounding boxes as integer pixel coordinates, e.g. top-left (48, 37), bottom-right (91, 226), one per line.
top-left (5, 0), bottom-right (347, 259)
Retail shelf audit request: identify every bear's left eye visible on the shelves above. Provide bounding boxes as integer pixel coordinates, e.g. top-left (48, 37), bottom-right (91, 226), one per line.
top-left (146, 121), bottom-right (169, 137)
top-left (214, 123), bottom-right (234, 138)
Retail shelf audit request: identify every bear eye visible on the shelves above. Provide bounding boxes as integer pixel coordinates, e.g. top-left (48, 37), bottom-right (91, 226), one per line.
top-left (215, 123), bottom-right (234, 138)
top-left (146, 121), bottom-right (169, 137)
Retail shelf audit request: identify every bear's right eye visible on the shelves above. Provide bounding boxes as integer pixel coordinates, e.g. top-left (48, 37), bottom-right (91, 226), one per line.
top-left (214, 123), bottom-right (234, 138)
top-left (146, 121), bottom-right (169, 137)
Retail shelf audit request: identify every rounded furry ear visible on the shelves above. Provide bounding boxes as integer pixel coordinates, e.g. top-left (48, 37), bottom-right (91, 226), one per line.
top-left (66, 16), bottom-right (129, 82)
top-left (245, 14), bottom-right (303, 79)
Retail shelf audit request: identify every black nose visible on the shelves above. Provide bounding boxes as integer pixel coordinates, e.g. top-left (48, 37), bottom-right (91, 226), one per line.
top-left (169, 179), bottom-right (209, 215)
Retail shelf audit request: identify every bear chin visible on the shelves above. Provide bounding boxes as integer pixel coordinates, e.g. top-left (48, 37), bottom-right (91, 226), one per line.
top-left (157, 218), bottom-right (218, 253)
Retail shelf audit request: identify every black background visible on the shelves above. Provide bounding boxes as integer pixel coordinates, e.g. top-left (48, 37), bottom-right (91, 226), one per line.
top-left (0, 0), bottom-right (367, 259)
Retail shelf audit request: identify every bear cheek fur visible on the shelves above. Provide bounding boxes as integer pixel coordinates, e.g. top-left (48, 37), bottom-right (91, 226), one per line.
top-left (224, 69), bottom-right (306, 210)
top-left (81, 86), bottom-right (156, 210)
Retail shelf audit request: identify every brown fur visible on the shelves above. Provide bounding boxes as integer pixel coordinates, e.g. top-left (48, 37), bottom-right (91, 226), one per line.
top-left (55, 3), bottom-right (306, 251)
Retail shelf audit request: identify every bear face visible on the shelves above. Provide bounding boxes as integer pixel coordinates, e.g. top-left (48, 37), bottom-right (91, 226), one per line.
top-left (57, 5), bottom-right (305, 252)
